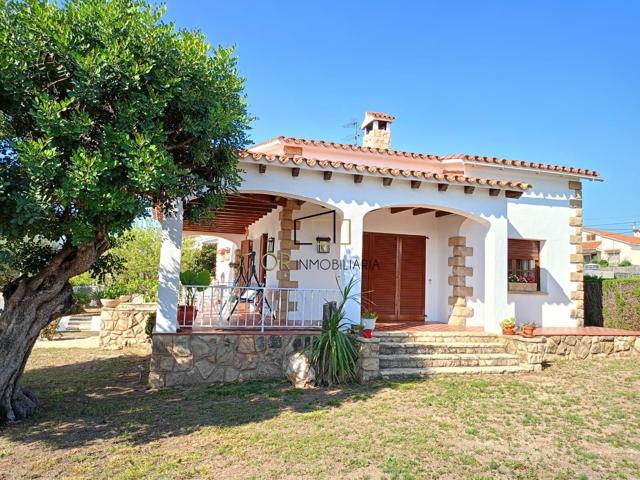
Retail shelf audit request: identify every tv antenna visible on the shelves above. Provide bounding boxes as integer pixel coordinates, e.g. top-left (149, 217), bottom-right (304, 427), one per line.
top-left (342, 118), bottom-right (362, 145)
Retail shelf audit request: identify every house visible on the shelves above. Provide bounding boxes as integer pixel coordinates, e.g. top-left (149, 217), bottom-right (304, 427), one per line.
top-left (582, 228), bottom-right (640, 265)
top-left (154, 111), bottom-right (601, 335)
top-left (143, 111), bottom-right (619, 386)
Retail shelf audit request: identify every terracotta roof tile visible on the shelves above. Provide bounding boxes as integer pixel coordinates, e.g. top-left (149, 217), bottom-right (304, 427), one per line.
top-left (582, 240), bottom-right (601, 251)
top-left (365, 111), bottom-right (395, 121)
top-left (584, 229), bottom-right (640, 246)
top-left (270, 136), bottom-right (601, 178)
top-left (238, 151), bottom-right (531, 191)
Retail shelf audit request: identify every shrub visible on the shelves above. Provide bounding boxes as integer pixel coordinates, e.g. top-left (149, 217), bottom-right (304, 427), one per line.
top-left (312, 277), bottom-right (360, 386)
top-left (39, 319), bottom-right (60, 341)
top-left (598, 259), bottom-right (609, 268)
top-left (145, 313), bottom-right (156, 339)
top-left (619, 259), bottom-right (632, 267)
top-left (585, 277), bottom-right (640, 330)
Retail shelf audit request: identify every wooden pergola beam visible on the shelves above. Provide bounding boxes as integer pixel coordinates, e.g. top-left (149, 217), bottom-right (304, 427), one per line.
top-left (505, 190), bottom-right (523, 199)
top-left (438, 183), bottom-right (448, 192)
top-left (354, 174), bottom-right (363, 184)
top-left (382, 178), bottom-right (393, 187)
top-left (323, 171), bottom-right (332, 181)
top-left (258, 164), bottom-right (267, 174)
top-left (464, 186), bottom-right (475, 194)
top-left (291, 167), bottom-right (300, 177)
top-left (411, 180), bottom-right (421, 189)
top-left (489, 188), bottom-right (500, 197)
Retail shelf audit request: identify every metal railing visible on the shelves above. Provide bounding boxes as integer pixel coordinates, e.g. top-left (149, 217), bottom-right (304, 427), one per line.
top-left (179, 284), bottom-right (342, 331)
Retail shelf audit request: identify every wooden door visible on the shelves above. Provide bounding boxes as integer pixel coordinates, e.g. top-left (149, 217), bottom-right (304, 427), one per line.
top-left (362, 232), bottom-right (426, 322)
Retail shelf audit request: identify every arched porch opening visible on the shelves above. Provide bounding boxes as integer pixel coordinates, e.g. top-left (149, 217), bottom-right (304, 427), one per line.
top-left (362, 205), bottom-right (489, 328)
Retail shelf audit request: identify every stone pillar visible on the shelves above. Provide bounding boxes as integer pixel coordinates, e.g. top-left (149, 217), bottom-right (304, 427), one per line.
top-left (568, 181), bottom-right (584, 326)
top-left (484, 216), bottom-right (511, 333)
top-left (447, 236), bottom-right (474, 326)
top-left (276, 199), bottom-right (302, 322)
top-left (155, 201), bottom-right (183, 333)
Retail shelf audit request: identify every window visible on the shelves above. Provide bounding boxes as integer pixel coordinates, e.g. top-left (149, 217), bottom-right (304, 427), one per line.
top-left (508, 239), bottom-right (540, 291)
top-left (586, 233), bottom-right (596, 241)
top-left (378, 121), bottom-right (387, 130)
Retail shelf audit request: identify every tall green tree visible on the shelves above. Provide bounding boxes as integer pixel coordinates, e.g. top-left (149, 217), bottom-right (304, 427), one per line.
top-left (0, 0), bottom-right (249, 421)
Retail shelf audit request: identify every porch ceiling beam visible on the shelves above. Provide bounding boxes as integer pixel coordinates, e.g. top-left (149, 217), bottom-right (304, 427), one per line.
top-left (411, 180), bottom-right (421, 189)
top-left (437, 183), bottom-right (448, 192)
top-left (464, 186), bottom-right (475, 194)
top-left (323, 171), bottom-right (332, 181)
top-left (413, 208), bottom-right (435, 216)
top-left (214, 205), bottom-right (274, 214)
top-left (258, 164), bottom-right (267, 174)
top-left (489, 188), bottom-right (500, 197)
top-left (505, 190), bottom-right (523, 199)
top-left (354, 174), bottom-right (363, 184)
top-left (390, 207), bottom-right (412, 214)
top-left (435, 210), bottom-right (453, 217)
top-left (382, 178), bottom-right (393, 187)
top-left (291, 167), bottom-right (300, 177)
top-left (274, 196), bottom-right (289, 207)
top-left (238, 193), bottom-right (280, 205)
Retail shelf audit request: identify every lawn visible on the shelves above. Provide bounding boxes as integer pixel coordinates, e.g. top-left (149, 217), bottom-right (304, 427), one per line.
top-left (1, 344), bottom-right (639, 480)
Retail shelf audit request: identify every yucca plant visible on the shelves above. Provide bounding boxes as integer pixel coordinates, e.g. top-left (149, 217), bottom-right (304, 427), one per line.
top-left (312, 276), bottom-right (360, 386)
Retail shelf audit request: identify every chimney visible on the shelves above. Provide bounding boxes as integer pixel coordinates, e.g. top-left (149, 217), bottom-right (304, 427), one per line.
top-left (634, 226), bottom-right (640, 238)
top-left (361, 111), bottom-right (395, 150)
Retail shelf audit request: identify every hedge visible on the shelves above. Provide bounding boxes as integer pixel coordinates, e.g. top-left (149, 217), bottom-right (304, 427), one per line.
top-left (585, 277), bottom-right (640, 330)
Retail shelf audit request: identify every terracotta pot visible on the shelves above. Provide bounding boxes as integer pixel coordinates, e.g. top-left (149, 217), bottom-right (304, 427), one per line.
top-left (118, 295), bottom-right (132, 303)
top-left (177, 305), bottom-right (197, 326)
top-left (502, 326), bottom-right (516, 335)
top-left (363, 329), bottom-right (373, 339)
top-left (101, 299), bottom-right (120, 308)
top-left (522, 326), bottom-right (536, 337)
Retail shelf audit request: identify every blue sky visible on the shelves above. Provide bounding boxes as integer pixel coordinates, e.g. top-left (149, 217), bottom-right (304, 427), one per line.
top-left (162, 0), bottom-right (639, 232)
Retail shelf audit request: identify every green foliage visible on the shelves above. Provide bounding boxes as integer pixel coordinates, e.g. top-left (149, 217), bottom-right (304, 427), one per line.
top-left (0, 0), bottom-right (249, 284)
top-left (145, 312), bottom-right (156, 339)
top-left (362, 310), bottom-right (377, 319)
top-left (598, 259), bottom-right (609, 267)
top-left (192, 243), bottom-right (217, 276)
top-left (102, 282), bottom-right (129, 300)
top-left (500, 317), bottom-right (516, 329)
top-left (179, 270), bottom-right (211, 306)
top-left (312, 277), bottom-right (360, 386)
top-left (587, 277), bottom-right (640, 330)
top-left (619, 259), bottom-right (632, 267)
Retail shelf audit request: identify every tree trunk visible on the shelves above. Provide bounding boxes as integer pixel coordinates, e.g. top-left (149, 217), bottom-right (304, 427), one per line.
top-left (0, 240), bottom-right (107, 422)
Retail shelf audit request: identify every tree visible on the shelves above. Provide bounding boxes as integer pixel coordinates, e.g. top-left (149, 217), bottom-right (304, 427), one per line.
top-left (0, 0), bottom-right (249, 421)
top-left (192, 243), bottom-right (217, 277)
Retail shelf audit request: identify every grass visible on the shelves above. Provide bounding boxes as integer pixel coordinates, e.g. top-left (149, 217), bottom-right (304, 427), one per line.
top-left (0, 347), bottom-right (639, 479)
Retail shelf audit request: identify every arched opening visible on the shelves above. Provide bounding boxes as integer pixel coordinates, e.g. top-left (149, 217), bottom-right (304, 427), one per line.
top-left (362, 205), bottom-right (488, 328)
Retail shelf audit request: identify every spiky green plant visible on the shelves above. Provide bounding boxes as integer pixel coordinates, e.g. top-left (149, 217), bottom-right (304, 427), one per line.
top-left (312, 276), bottom-right (360, 386)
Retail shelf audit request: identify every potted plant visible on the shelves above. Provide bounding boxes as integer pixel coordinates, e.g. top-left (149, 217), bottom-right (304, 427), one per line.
top-left (100, 283), bottom-right (127, 308)
top-left (351, 322), bottom-right (363, 335)
top-left (500, 317), bottom-right (516, 335)
top-left (521, 322), bottom-right (537, 337)
top-left (178, 270), bottom-right (211, 327)
top-left (508, 273), bottom-right (537, 293)
top-left (361, 310), bottom-right (378, 339)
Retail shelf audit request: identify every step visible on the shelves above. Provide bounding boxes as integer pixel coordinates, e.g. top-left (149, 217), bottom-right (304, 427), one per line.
top-left (375, 333), bottom-right (501, 344)
top-left (379, 364), bottom-right (533, 379)
top-left (379, 353), bottom-right (521, 369)
top-left (380, 342), bottom-right (507, 355)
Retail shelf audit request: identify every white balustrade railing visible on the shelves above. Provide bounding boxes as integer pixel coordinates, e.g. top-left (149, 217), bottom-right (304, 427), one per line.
top-left (178, 284), bottom-right (342, 331)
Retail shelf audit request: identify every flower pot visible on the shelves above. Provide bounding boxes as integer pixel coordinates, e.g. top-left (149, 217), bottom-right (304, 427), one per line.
top-left (508, 282), bottom-right (537, 293)
top-left (522, 326), bottom-right (536, 337)
top-left (177, 305), bottom-right (197, 327)
top-left (362, 317), bottom-right (377, 331)
top-left (118, 295), bottom-right (132, 303)
top-left (502, 326), bottom-right (516, 335)
top-left (101, 299), bottom-right (120, 308)
top-left (363, 329), bottom-right (373, 339)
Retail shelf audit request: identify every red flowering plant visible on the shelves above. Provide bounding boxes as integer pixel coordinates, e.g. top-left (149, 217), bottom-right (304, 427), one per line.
top-left (508, 273), bottom-right (536, 283)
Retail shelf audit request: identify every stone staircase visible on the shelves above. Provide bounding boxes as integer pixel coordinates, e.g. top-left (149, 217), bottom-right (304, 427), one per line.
top-left (62, 314), bottom-right (95, 332)
top-left (375, 331), bottom-right (532, 378)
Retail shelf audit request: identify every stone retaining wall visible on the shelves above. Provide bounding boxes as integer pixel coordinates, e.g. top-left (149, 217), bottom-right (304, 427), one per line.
top-left (355, 336), bottom-right (380, 382)
top-left (503, 334), bottom-right (640, 369)
top-left (100, 303), bottom-right (156, 349)
top-left (149, 333), bottom-right (318, 388)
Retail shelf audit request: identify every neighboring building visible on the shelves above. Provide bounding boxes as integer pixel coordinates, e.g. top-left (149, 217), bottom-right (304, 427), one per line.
top-left (155, 111), bottom-right (602, 334)
top-left (582, 228), bottom-right (640, 265)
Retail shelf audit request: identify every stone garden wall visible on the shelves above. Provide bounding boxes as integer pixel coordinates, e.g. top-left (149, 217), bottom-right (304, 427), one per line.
top-left (504, 334), bottom-right (640, 370)
top-left (100, 303), bottom-right (156, 349)
top-left (355, 336), bottom-right (381, 382)
top-left (148, 333), bottom-right (318, 388)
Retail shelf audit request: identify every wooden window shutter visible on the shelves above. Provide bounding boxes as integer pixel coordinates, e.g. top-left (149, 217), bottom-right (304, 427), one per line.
top-left (508, 239), bottom-right (540, 260)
